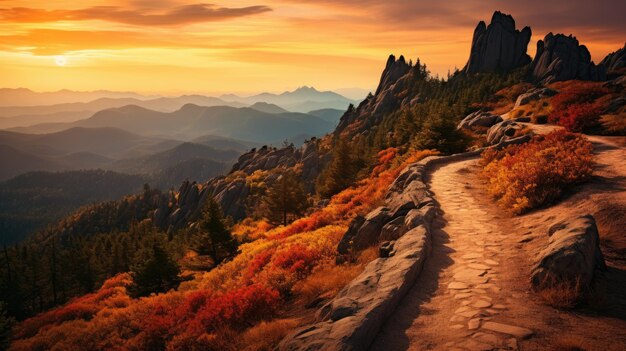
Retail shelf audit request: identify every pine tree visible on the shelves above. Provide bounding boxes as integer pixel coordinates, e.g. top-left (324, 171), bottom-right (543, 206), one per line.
top-left (129, 242), bottom-right (180, 297)
top-left (317, 139), bottom-right (359, 197)
top-left (262, 170), bottom-right (309, 226)
top-left (194, 197), bottom-right (237, 265)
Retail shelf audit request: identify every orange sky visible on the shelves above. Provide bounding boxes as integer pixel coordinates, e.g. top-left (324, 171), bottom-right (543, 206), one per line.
top-left (0, 0), bottom-right (624, 95)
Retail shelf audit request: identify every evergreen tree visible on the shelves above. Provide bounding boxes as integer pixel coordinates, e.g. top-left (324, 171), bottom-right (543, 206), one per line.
top-left (262, 170), bottom-right (309, 226)
top-left (317, 139), bottom-right (359, 197)
top-left (194, 198), bottom-right (237, 265)
top-left (129, 243), bottom-right (180, 298)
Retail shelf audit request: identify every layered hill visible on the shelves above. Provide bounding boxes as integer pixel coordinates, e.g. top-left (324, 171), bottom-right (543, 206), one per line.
top-left (11, 104), bottom-right (335, 142)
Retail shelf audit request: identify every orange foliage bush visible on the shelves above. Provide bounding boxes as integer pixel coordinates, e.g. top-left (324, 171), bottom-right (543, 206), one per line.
top-left (548, 81), bottom-right (609, 132)
top-left (10, 149), bottom-right (437, 351)
top-left (481, 130), bottom-right (593, 214)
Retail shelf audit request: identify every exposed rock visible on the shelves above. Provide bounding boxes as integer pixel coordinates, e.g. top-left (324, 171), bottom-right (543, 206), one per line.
top-left (482, 322), bottom-right (534, 339)
top-left (464, 11), bottom-right (531, 74)
top-left (457, 111), bottom-right (503, 131)
top-left (514, 87), bottom-right (557, 108)
top-left (486, 120), bottom-right (525, 145)
top-left (379, 241), bottom-right (395, 258)
top-left (206, 138), bottom-right (328, 220)
top-left (600, 43), bottom-right (626, 74)
top-left (335, 56), bottom-right (426, 137)
top-left (531, 215), bottom-right (607, 292)
top-left (532, 33), bottom-right (606, 84)
top-left (375, 55), bottom-right (411, 95)
top-left (280, 224), bottom-right (431, 351)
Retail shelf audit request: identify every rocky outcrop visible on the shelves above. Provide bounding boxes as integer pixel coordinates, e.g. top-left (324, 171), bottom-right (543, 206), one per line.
top-left (335, 55), bottom-right (411, 136)
top-left (206, 138), bottom-right (328, 220)
top-left (514, 87), bottom-right (558, 108)
top-left (600, 43), bottom-right (626, 74)
top-left (532, 33), bottom-right (606, 84)
top-left (464, 11), bottom-right (531, 74)
top-left (375, 55), bottom-right (411, 95)
top-left (457, 111), bottom-right (503, 131)
top-left (336, 161), bottom-right (435, 258)
top-left (531, 215), bottom-right (607, 291)
top-left (279, 155), bottom-right (445, 351)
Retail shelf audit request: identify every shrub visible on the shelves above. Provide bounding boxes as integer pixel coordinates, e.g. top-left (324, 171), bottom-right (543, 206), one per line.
top-left (548, 81), bottom-right (609, 132)
top-left (240, 319), bottom-right (299, 351)
top-left (481, 131), bottom-right (593, 214)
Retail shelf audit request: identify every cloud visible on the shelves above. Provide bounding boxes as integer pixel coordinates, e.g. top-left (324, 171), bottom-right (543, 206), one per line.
top-left (0, 3), bottom-right (272, 26)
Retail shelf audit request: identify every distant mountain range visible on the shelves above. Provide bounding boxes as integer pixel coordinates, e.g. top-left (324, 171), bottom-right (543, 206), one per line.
top-left (0, 87), bottom-right (354, 129)
top-left (0, 88), bottom-right (152, 106)
top-left (0, 127), bottom-right (253, 181)
top-left (10, 104), bottom-right (338, 142)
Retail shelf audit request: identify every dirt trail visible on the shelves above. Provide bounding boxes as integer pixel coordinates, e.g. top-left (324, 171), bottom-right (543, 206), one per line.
top-left (370, 133), bottom-right (626, 351)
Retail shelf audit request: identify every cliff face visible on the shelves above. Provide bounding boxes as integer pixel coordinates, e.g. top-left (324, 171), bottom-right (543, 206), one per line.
top-left (464, 11), bottom-right (531, 74)
top-left (532, 33), bottom-right (606, 84)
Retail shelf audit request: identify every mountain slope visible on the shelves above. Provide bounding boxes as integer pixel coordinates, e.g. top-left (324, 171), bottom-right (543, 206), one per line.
top-left (110, 142), bottom-right (238, 175)
top-left (0, 170), bottom-right (147, 244)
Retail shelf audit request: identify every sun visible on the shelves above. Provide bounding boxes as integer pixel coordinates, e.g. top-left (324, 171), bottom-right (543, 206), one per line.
top-left (55, 55), bottom-right (67, 66)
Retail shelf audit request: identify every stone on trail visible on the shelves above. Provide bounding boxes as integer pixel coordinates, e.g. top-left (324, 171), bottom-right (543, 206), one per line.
top-left (482, 322), bottom-right (534, 339)
top-left (472, 300), bottom-right (493, 308)
top-left (468, 263), bottom-right (491, 270)
top-left (468, 318), bottom-right (482, 330)
top-left (454, 292), bottom-right (473, 299)
top-left (449, 282), bottom-right (469, 290)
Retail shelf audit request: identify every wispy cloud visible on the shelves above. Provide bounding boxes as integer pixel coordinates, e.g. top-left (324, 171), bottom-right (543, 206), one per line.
top-left (0, 3), bottom-right (272, 26)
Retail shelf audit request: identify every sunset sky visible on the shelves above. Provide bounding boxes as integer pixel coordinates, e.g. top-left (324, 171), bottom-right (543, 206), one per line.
top-left (1, 0), bottom-right (624, 95)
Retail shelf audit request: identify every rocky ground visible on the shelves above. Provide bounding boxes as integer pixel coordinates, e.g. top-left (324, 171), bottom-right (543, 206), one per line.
top-left (370, 132), bottom-right (626, 350)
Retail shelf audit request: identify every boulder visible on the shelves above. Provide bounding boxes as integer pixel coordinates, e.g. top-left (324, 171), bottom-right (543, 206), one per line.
top-left (531, 215), bottom-right (607, 291)
top-left (514, 87), bottom-right (557, 108)
top-left (457, 111), bottom-right (503, 130)
top-left (464, 11), bottom-right (531, 74)
top-left (532, 33), bottom-right (606, 84)
top-left (486, 120), bottom-right (525, 145)
top-left (380, 216), bottom-right (407, 241)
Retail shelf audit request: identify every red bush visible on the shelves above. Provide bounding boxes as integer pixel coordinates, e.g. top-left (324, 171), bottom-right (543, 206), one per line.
top-left (548, 81), bottom-right (608, 132)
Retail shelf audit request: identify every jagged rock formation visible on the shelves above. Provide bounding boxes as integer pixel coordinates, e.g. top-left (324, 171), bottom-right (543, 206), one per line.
top-left (152, 180), bottom-right (210, 231)
top-left (531, 215), bottom-right (607, 292)
top-left (532, 33), bottom-right (606, 84)
top-left (464, 11), bottom-right (531, 74)
top-left (206, 138), bottom-right (327, 220)
top-left (601, 43), bottom-right (626, 74)
top-left (457, 111), bottom-right (503, 131)
top-left (335, 55), bottom-right (421, 137)
top-left (375, 55), bottom-right (411, 95)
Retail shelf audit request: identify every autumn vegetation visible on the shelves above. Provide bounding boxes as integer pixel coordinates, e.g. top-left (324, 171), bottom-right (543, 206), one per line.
top-left (548, 81), bottom-right (610, 132)
top-left (481, 130), bottom-right (594, 214)
top-left (7, 147), bottom-right (437, 351)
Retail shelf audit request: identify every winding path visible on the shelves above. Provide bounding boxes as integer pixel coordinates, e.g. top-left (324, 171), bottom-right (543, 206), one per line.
top-left (370, 158), bottom-right (536, 350)
top-left (370, 132), bottom-right (626, 350)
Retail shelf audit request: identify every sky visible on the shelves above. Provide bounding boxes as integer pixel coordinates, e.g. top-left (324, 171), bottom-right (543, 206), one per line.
top-left (0, 0), bottom-right (624, 95)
